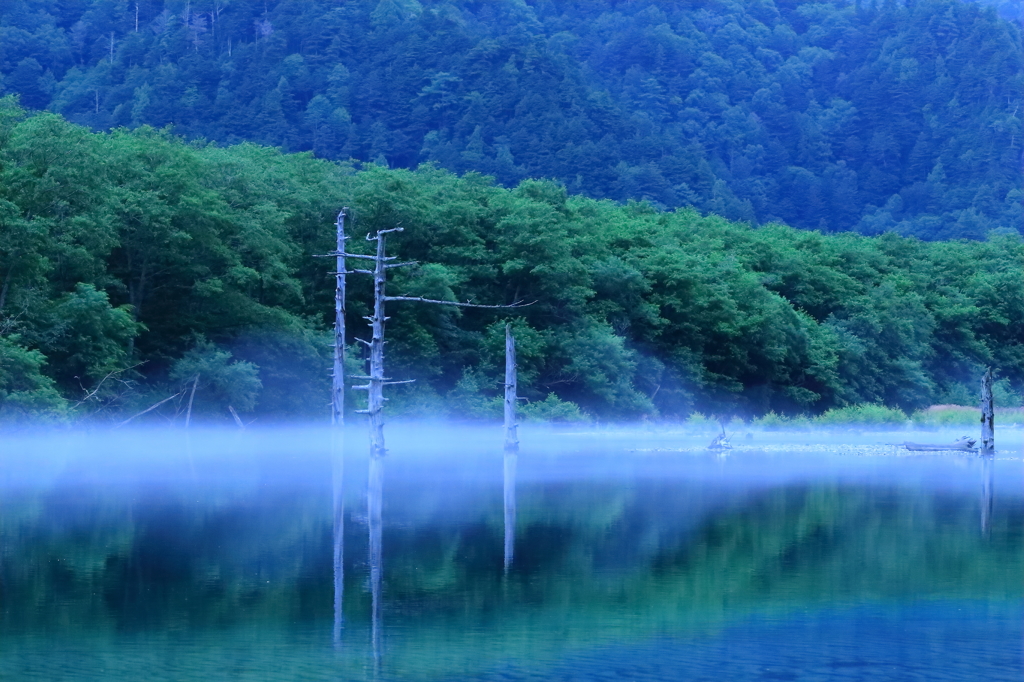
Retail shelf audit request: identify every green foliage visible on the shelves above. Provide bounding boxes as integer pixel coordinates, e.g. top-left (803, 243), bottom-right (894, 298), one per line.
top-left (521, 394), bottom-right (590, 423)
top-left (752, 405), bottom-right (908, 428)
top-left (169, 340), bottom-right (262, 415)
top-left (1, 0), bottom-right (1019, 240)
top-left (993, 378), bottom-right (1024, 408)
top-left (0, 100), bottom-right (1022, 423)
top-left (910, 404), bottom-right (1024, 427)
top-left (815, 404), bottom-right (909, 428)
top-left (41, 283), bottom-right (141, 389)
top-left (910, 405), bottom-right (979, 428)
top-left (230, 328), bottom-right (331, 419)
top-left (685, 412), bottom-right (717, 429)
top-left (0, 336), bottom-right (66, 422)
top-left (445, 368), bottom-right (503, 420)
top-left (752, 411), bottom-right (810, 430)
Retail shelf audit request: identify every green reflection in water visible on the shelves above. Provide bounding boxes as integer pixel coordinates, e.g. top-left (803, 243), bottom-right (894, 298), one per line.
top-left (0, 451), bottom-right (1019, 680)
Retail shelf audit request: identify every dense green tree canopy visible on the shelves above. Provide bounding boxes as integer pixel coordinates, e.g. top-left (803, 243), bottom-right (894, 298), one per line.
top-left (0, 0), bottom-right (1020, 240)
top-left (0, 99), bottom-right (1021, 422)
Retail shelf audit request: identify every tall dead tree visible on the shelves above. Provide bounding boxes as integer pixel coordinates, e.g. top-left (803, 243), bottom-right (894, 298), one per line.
top-left (502, 323), bottom-right (519, 573)
top-left (504, 324), bottom-right (519, 452)
top-left (332, 209), bottom-right (348, 427)
top-left (314, 208), bottom-right (351, 426)
top-left (980, 368), bottom-right (995, 454)
top-left (350, 228), bottom-right (412, 456)
top-left (348, 227), bottom-right (527, 457)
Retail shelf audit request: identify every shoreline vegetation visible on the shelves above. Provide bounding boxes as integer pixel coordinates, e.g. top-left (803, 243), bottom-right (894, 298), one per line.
top-left (740, 404), bottom-right (1024, 430)
top-left (1, 100), bottom-right (1023, 427)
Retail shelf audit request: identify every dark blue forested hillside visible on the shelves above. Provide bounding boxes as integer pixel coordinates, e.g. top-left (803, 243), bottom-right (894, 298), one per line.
top-left (1, 0), bottom-right (1021, 239)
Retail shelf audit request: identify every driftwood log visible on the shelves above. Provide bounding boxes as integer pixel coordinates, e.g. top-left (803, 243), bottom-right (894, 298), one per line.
top-left (903, 436), bottom-right (976, 452)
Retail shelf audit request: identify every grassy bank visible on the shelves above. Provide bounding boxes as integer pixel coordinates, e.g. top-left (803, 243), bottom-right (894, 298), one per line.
top-left (685, 404), bottom-right (1024, 431)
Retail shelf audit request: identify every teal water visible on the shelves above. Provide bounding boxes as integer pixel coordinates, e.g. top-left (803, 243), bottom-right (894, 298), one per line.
top-left (0, 427), bottom-right (1020, 681)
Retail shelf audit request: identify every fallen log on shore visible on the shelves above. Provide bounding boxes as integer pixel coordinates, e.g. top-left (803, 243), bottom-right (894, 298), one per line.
top-left (902, 436), bottom-right (977, 452)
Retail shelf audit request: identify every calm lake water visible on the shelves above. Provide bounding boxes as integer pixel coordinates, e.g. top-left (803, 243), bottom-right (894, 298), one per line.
top-left (1, 426), bottom-right (1021, 681)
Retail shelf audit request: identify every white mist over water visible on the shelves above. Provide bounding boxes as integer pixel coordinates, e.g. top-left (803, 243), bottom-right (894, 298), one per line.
top-left (2, 421), bottom-right (1021, 485)
top-left (1, 421), bottom-right (1020, 681)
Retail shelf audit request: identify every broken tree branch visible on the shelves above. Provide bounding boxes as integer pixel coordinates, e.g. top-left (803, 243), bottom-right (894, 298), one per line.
top-left (70, 362), bottom-right (146, 409)
top-left (383, 296), bottom-right (533, 309)
top-left (228, 405), bottom-right (245, 429)
top-left (313, 252), bottom-right (389, 261)
top-left (115, 390), bottom-right (184, 428)
top-left (184, 373), bottom-right (199, 428)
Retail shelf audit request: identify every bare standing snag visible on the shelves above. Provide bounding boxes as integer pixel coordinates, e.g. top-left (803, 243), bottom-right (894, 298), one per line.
top-left (504, 323), bottom-right (519, 452)
top-left (980, 367), bottom-right (994, 454)
top-left (320, 221), bottom-right (529, 457)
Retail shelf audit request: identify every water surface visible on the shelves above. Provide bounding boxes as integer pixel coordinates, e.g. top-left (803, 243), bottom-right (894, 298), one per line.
top-left (1, 426), bottom-right (1020, 680)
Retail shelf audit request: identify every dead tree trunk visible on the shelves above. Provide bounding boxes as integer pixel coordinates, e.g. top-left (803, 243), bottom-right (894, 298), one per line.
top-left (504, 324), bottom-right (519, 452)
top-left (351, 228), bottom-right (406, 458)
top-left (349, 227), bottom-right (527, 458)
top-left (502, 324), bottom-right (519, 574)
top-left (332, 209), bottom-right (348, 427)
top-left (981, 368), bottom-right (994, 454)
top-left (367, 230), bottom-right (390, 456)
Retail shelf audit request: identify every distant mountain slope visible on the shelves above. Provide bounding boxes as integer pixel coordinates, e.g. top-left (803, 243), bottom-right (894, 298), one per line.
top-left (0, 0), bottom-right (1020, 239)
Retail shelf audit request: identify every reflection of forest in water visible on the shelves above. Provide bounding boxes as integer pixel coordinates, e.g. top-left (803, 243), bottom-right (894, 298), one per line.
top-left (0, 441), bottom-right (1019, 677)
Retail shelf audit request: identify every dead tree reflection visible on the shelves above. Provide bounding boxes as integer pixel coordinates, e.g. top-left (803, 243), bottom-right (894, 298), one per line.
top-left (980, 454), bottom-right (993, 537)
top-left (332, 435), bottom-right (344, 645)
top-left (367, 454), bottom-right (384, 672)
top-left (503, 449), bottom-right (517, 574)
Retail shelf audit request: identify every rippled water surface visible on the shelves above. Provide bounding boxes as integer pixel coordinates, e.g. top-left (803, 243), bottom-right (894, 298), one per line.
top-left (1, 426), bottom-right (1021, 681)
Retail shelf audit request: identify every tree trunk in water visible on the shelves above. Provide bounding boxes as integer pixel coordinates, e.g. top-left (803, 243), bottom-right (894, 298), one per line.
top-left (504, 324), bottom-right (518, 452)
top-left (503, 449), bottom-right (517, 573)
top-left (980, 368), bottom-right (994, 453)
top-left (332, 208), bottom-right (347, 427)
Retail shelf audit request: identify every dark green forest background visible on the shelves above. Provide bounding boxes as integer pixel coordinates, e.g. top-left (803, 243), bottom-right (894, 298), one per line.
top-left (3, 0), bottom-right (1022, 237)
top-left (0, 0), bottom-right (1022, 423)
